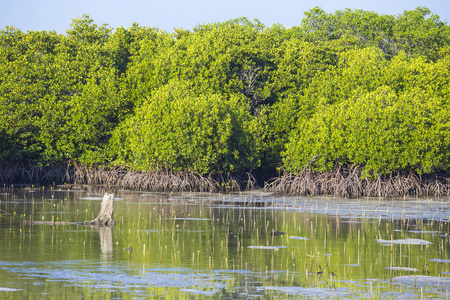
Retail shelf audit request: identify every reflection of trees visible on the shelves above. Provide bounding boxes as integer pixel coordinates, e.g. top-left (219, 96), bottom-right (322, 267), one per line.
top-left (98, 226), bottom-right (113, 261)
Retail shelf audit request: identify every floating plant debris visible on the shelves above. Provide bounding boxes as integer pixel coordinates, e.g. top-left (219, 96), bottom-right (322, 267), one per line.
top-left (248, 246), bottom-right (287, 250)
top-left (385, 267), bottom-right (419, 272)
top-left (376, 239), bottom-right (432, 245)
top-left (289, 236), bottom-right (309, 240)
top-left (79, 197), bottom-right (106, 200)
top-left (0, 287), bottom-right (22, 292)
top-left (429, 259), bottom-right (450, 263)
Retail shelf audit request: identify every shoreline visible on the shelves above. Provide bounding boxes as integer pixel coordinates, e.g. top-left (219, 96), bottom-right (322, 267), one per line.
top-left (0, 162), bottom-right (449, 198)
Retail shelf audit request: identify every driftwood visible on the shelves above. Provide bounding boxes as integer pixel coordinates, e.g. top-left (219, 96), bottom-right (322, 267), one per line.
top-left (24, 193), bottom-right (115, 227)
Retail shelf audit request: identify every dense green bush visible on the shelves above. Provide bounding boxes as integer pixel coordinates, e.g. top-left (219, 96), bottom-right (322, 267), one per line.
top-left (107, 80), bottom-right (260, 174)
top-left (0, 16), bottom-right (123, 164)
top-left (0, 8), bottom-right (449, 180)
top-left (283, 51), bottom-right (450, 178)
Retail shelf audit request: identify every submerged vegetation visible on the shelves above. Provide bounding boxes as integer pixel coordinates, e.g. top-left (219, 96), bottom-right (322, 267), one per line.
top-left (1, 7), bottom-right (450, 196)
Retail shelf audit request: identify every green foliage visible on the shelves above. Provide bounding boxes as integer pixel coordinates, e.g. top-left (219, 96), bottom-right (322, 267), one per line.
top-left (1, 9), bottom-right (450, 179)
top-left (299, 6), bottom-right (450, 60)
top-left (392, 7), bottom-right (450, 60)
top-left (0, 28), bottom-right (62, 160)
top-left (122, 17), bottom-right (280, 115)
top-left (0, 17), bottom-right (122, 164)
top-left (259, 39), bottom-right (339, 168)
top-left (108, 80), bottom-right (260, 174)
top-left (283, 54), bottom-right (450, 177)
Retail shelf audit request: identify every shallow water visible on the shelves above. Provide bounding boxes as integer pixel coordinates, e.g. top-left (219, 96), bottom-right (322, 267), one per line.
top-left (1, 186), bottom-right (450, 299)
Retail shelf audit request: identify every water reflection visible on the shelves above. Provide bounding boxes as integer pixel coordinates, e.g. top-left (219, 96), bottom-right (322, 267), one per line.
top-left (98, 226), bottom-right (113, 261)
top-left (0, 186), bottom-right (450, 298)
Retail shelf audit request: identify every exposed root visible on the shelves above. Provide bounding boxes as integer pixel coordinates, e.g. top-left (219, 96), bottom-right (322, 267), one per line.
top-left (0, 162), bottom-right (69, 185)
top-left (2, 162), bottom-right (448, 197)
top-left (0, 162), bottom-right (257, 193)
top-left (265, 167), bottom-right (450, 198)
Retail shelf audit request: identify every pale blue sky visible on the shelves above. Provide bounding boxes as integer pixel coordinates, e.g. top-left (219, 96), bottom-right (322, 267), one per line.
top-left (1, 0), bottom-right (449, 34)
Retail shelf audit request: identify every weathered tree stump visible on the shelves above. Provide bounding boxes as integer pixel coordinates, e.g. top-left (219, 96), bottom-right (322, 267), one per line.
top-left (24, 193), bottom-right (115, 227)
top-left (84, 193), bottom-right (115, 227)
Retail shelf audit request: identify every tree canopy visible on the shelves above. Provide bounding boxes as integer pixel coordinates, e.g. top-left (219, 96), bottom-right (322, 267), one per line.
top-left (1, 8), bottom-right (449, 178)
